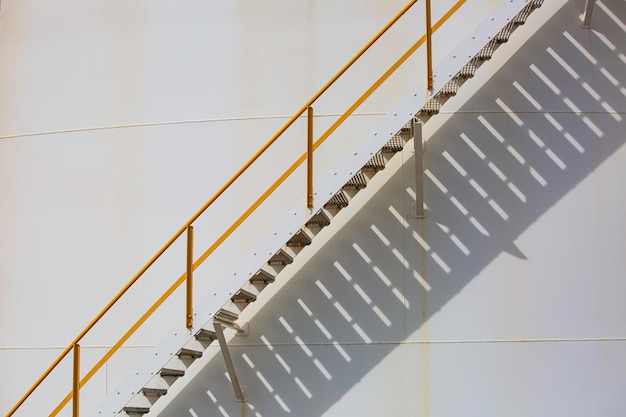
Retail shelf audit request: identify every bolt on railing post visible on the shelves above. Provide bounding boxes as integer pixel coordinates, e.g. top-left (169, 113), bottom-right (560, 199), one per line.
top-left (307, 106), bottom-right (314, 208)
top-left (186, 225), bottom-right (194, 329)
top-left (72, 343), bottom-right (80, 417)
top-left (426, 0), bottom-right (433, 90)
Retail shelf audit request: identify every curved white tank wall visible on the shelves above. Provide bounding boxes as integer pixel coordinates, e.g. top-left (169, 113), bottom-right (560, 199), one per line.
top-left (4, 0), bottom-right (622, 415)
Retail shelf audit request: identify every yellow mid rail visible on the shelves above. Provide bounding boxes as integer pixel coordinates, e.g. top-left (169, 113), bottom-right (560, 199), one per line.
top-left (6, 0), bottom-right (465, 415)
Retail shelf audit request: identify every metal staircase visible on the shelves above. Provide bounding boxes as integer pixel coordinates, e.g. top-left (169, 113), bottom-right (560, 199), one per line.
top-left (5, 1), bottom-right (544, 416)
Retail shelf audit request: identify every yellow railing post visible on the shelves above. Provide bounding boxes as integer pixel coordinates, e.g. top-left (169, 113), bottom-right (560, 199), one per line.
top-left (307, 106), bottom-right (314, 208)
top-left (72, 343), bottom-right (80, 417)
top-left (186, 225), bottom-right (194, 329)
top-left (426, 0), bottom-right (433, 89)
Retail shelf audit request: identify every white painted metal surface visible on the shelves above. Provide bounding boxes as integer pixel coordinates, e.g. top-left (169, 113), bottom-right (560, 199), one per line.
top-left (4, 0), bottom-right (626, 416)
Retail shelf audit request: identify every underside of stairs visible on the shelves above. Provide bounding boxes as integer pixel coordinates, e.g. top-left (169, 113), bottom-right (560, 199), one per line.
top-left (13, 1), bottom-right (542, 416)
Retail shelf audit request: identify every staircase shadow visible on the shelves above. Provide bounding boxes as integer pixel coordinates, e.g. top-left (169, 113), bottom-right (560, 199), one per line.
top-left (159, 1), bottom-right (626, 416)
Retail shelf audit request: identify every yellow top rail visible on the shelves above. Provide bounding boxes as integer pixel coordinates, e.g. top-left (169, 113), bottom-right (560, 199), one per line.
top-left (6, 0), bottom-right (466, 415)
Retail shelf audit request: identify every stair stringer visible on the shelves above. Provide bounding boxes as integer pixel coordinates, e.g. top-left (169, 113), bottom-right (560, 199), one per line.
top-left (91, 1), bottom-right (540, 415)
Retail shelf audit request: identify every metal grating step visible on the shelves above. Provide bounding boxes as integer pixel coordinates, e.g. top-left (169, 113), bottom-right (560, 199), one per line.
top-left (344, 172), bottom-right (369, 190)
top-left (495, 21), bottom-right (516, 42)
top-left (250, 269), bottom-right (276, 285)
top-left (459, 58), bottom-right (480, 78)
top-left (440, 78), bottom-right (460, 96)
top-left (195, 328), bottom-right (217, 342)
top-left (362, 153), bottom-right (386, 171)
top-left (516, 0), bottom-right (542, 23)
top-left (475, 41), bottom-right (496, 60)
top-left (325, 191), bottom-right (349, 209)
top-left (231, 288), bottom-right (257, 304)
top-left (123, 406), bottom-right (150, 415)
top-left (160, 367), bottom-right (184, 378)
top-left (215, 308), bottom-right (239, 324)
top-left (381, 136), bottom-right (405, 153)
top-left (422, 98), bottom-right (442, 115)
top-left (306, 210), bottom-right (331, 228)
top-left (268, 248), bottom-right (293, 266)
top-left (142, 387), bottom-right (167, 397)
top-left (178, 348), bottom-right (202, 360)
top-left (286, 229), bottom-right (312, 247)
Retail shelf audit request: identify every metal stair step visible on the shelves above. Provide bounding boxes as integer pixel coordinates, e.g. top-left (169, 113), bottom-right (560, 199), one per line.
top-left (195, 328), bottom-right (217, 342)
top-left (440, 78), bottom-right (460, 96)
top-left (123, 406), bottom-right (151, 415)
top-left (306, 209), bottom-right (332, 228)
top-left (421, 98), bottom-right (442, 115)
top-left (344, 171), bottom-right (369, 190)
top-left (324, 190), bottom-right (350, 209)
top-left (459, 59), bottom-right (479, 78)
top-left (215, 308), bottom-right (239, 324)
top-left (495, 22), bottom-right (515, 43)
top-left (178, 347), bottom-right (202, 360)
top-left (160, 367), bottom-right (185, 378)
top-left (362, 153), bottom-right (386, 171)
top-left (476, 43), bottom-right (495, 60)
top-left (286, 229), bottom-right (313, 247)
top-left (515, 0), bottom-right (542, 24)
top-left (381, 136), bottom-right (405, 153)
top-left (250, 268), bottom-right (276, 285)
top-left (142, 387), bottom-right (168, 397)
top-left (268, 248), bottom-right (293, 266)
top-left (231, 288), bottom-right (257, 304)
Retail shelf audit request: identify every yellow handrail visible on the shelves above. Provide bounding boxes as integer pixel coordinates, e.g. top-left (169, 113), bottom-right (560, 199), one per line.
top-left (7, 0), bottom-right (468, 415)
